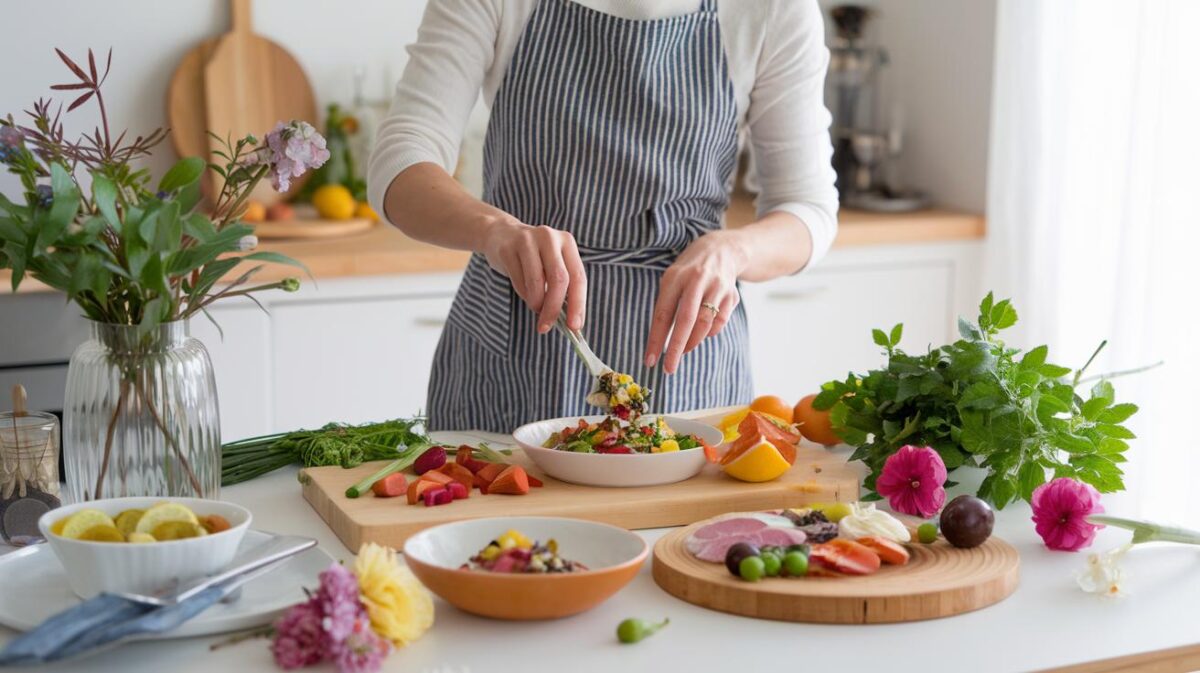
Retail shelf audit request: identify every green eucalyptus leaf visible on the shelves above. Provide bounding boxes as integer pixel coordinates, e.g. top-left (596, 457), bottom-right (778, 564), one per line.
top-left (158, 157), bottom-right (206, 193)
top-left (91, 174), bottom-right (120, 227)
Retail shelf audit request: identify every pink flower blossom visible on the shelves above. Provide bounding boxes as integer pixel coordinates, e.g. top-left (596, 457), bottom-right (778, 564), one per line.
top-left (332, 618), bottom-right (390, 673)
top-left (317, 563), bottom-right (366, 644)
top-left (261, 121), bottom-right (329, 192)
top-left (875, 445), bottom-right (948, 518)
top-left (270, 599), bottom-right (327, 669)
top-left (1032, 477), bottom-right (1105, 551)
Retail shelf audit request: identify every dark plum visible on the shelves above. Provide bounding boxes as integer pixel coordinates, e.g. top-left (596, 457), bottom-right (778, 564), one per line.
top-left (724, 542), bottom-right (760, 577)
top-left (939, 495), bottom-right (994, 548)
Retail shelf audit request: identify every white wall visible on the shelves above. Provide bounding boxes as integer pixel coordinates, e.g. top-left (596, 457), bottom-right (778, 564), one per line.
top-left (0, 0), bottom-right (425, 196)
top-left (0, 0), bottom-right (995, 212)
top-left (819, 0), bottom-right (997, 212)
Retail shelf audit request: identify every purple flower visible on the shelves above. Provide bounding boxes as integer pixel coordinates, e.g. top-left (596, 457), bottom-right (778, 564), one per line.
top-left (332, 618), bottom-right (390, 673)
top-left (316, 563), bottom-right (365, 644)
top-left (270, 599), bottom-right (327, 670)
top-left (0, 126), bottom-right (24, 163)
top-left (260, 121), bottom-right (329, 192)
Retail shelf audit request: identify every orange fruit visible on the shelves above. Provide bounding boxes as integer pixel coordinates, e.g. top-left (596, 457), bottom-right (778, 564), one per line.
top-left (241, 201), bottom-right (267, 223)
top-left (720, 412), bottom-right (799, 466)
top-left (794, 394), bottom-right (840, 446)
top-left (750, 395), bottom-right (794, 424)
top-left (722, 440), bottom-right (793, 482)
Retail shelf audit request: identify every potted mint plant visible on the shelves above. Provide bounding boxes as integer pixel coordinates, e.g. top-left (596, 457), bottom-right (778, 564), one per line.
top-left (0, 49), bottom-right (329, 500)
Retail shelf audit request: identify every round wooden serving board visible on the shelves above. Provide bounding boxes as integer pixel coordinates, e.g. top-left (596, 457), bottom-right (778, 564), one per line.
top-left (653, 519), bottom-right (1019, 624)
top-left (254, 218), bottom-right (375, 240)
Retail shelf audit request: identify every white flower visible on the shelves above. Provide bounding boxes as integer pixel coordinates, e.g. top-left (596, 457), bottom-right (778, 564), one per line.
top-left (1076, 543), bottom-right (1131, 598)
top-left (235, 234), bottom-right (258, 251)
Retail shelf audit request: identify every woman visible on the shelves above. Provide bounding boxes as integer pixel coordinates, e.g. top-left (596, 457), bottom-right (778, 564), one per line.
top-left (368, 0), bottom-right (838, 432)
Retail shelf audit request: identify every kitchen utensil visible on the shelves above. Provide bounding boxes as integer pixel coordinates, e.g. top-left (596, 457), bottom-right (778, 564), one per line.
top-left (653, 516), bottom-right (1019, 624)
top-left (299, 412), bottom-right (860, 551)
top-left (166, 37), bottom-right (221, 201)
top-left (554, 316), bottom-right (610, 378)
top-left (0, 384), bottom-right (61, 545)
top-left (112, 534), bottom-right (316, 607)
top-left (513, 414), bottom-right (723, 487)
top-left (403, 516), bottom-right (647, 620)
top-left (0, 529), bottom-right (334, 645)
top-left (39, 496), bottom-right (251, 599)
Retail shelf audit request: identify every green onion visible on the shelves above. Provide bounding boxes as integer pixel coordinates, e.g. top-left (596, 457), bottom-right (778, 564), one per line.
top-left (345, 441), bottom-right (431, 498)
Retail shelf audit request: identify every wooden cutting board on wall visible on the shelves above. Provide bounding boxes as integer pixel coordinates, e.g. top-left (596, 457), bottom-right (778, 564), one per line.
top-left (301, 442), bottom-right (863, 553)
top-left (199, 0), bottom-right (317, 204)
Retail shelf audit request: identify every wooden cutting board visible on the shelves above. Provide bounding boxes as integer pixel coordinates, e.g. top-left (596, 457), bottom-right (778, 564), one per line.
top-left (653, 518), bottom-right (1020, 624)
top-left (200, 0), bottom-right (317, 204)
top-left (253, 217), bottom-right (376, 240)
top-left (300, 443), bottom-right (862, 553)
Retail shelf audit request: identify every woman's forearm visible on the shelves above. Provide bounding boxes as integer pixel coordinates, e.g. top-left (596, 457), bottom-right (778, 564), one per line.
top-left (724, 210), bottom-right (816, 282)
top-left (381, 162), bottom-right (511, 253)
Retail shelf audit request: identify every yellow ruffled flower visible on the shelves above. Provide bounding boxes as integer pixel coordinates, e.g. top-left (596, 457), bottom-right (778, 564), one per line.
top-left (353, 542), bottom-right (434, 646)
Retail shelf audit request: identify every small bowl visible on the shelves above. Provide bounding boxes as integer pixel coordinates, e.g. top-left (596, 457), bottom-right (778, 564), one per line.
top-left (38, 496), bottom-right (251, 599)
top-left (403, 516), bottom-right (647, 620)
top-left (513, 415), bottom-right (723, 487)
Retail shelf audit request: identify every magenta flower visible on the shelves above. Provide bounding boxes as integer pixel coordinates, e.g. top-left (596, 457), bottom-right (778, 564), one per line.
top-left (261, 120), bottom-right (329, 192)
top-left (1032, 477), bottom-right (1105, 551)
top-left (875, 445), bottom-right (948, 518)
top-left (270, 599), bottom-right (327, 669)
top-left (316, 563), bottom-right (366, 644)
top-left (332, 618), bottom-right (391, 673)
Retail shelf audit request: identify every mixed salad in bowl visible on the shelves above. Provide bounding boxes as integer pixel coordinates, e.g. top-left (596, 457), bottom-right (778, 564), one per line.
top-left (462, 528), bottom-right (588, 574)
top-left (542, 416), bottom-right (704, 455)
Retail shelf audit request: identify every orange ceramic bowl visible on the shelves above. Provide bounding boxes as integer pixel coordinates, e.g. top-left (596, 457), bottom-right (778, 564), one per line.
top-left (402, 516), bottom-right (648, 620)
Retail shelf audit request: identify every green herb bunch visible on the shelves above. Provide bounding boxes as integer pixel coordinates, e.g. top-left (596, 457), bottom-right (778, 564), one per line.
top-left (0, 48), bottom-right (319, 336)
top-left (814, 293), bottom-right (1141, 509)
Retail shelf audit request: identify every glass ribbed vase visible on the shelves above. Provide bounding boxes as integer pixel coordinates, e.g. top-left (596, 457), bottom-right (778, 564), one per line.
top-left (63, 321), bottom-right (220, 501)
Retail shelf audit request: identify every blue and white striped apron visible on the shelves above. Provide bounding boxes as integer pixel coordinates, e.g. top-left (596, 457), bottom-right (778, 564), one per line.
top-left (429, 0), bottom-right (752, 432)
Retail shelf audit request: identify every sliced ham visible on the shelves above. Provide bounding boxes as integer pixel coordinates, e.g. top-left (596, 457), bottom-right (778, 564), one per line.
top-left (685, 514), bottom-right (807, 562)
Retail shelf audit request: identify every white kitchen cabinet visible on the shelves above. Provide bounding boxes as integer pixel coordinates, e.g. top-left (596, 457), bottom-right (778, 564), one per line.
top-left (189, 303), bottom-right (273, 442)
top-left (270, 293), bottom-right (455, 431)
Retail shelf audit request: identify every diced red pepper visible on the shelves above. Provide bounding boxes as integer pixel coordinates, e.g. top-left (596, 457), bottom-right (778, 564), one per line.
top-left (641, 425), bottom-right (655, 436)
top-left (597, 445), bottom-right (633, 454)
top-left (613, 405), bottom-right (630, 420)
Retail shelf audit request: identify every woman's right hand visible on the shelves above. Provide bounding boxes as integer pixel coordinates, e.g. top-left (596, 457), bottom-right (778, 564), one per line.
top-left (482, 219), bottom-right (588, 334)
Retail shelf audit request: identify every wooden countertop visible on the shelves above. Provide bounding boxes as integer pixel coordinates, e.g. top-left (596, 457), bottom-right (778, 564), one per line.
top-left (2, 194), bottom-right (984, 294)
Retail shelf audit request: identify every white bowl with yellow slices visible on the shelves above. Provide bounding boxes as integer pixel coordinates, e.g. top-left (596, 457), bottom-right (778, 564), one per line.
top-left (37, 497), bottom-right (251, 599)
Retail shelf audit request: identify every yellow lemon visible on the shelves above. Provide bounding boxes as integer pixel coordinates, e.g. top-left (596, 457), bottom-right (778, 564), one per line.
top-left (722, 440), bottom-right (793, 483)
top-left (658, 439), bottom-right (680, 453)
top-left (313, 184), bottom-right (357, 220)
top-left (135, 502), bottom-right (198, 535)
top-left (114, 509), bottom-right (144, 537)
top-left (127, 532), bottom-right (157, 544)
top-left (60, 509), bottom-right (117, 539)
top-left (355, 202), bottom-right (380, 221)
top-left (151, 521), bottom-right (206, 541)
top-left (77, 525), bottom-right (125, 542)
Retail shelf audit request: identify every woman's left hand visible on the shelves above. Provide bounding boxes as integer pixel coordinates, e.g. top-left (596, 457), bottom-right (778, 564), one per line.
top-left (644, 230), bottom-right (748, 374)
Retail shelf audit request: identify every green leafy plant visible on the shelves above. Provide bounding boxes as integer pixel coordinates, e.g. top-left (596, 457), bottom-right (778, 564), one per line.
top-left (0, 48), bottom-right (327, 336)
top-left (814, 293), bottom-right (1146, 509)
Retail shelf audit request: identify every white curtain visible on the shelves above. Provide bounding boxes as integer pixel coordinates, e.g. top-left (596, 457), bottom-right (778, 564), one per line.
top-left (986, 0), bottom-right (1200, 522)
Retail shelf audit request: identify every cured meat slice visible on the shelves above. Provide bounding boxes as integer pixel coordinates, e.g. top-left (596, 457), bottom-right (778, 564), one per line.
top-left (685, 514), bottom-right (807, 562)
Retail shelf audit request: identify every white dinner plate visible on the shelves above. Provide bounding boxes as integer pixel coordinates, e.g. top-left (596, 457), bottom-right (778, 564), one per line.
top-left (0, 530), bottom-right (335, 639)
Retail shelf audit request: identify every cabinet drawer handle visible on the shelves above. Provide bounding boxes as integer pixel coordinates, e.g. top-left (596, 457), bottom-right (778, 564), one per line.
top-left (413, 317), bottom-right (447, 328)
top-left (766, 286), bottom-right (829, 301)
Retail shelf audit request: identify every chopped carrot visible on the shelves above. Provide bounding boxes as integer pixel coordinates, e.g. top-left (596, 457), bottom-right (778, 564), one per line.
top-left (527, 474), bottom-right (544, 488)
top-left (371, 473), bottom-right (407, 498)
top-left (488, 465), bottom-right (530, 495)
top-left (436, 462), bottom-right (474, 490)
top-left (419, 470), bottom-right (454, 486)
top-left (407, 478), bottom-right (441, 505)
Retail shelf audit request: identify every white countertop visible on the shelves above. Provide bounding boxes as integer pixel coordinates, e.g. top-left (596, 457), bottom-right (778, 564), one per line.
top-left (3, 437), bottom-right (1198, 673)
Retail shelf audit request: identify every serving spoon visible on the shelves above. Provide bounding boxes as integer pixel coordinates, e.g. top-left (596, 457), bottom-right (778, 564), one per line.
top-left (553, 316), bottom-right (615, 410)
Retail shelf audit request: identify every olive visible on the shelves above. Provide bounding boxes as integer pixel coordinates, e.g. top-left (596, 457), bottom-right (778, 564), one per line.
top-left (724, 542), bottom-right (760, 577)
top-left (761, 552), bottom-right (782, 577)
top-left (917, 522), bottom-right (938, 544)
top-left (783, 551), bottom-right (809, 577)
top-left (739, 556), bottom-right (766, 582)
top-left (939, 495), bottom-right (994, 548)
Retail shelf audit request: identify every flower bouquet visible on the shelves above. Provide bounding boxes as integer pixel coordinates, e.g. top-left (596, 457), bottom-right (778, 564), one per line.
top-left (0, 48), bottom-right (329, 499)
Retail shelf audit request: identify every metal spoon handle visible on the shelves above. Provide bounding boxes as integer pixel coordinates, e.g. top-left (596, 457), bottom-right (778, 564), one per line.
top-left (554, 316), bottom-right (610, 377)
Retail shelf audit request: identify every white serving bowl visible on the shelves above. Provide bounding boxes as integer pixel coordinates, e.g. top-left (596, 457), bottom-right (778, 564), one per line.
top-left (403, 516), bottom-right (648, 619)
top-left (38, 496), bottom-right (251, 599)
top-left (513, 414), bottom-right (723, 487)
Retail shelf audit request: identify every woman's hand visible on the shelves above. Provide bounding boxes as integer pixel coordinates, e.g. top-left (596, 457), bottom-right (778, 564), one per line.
top-left (482, 219), bottom-right (588, 333)
top-left (644, 230), bottom-right (749, 374)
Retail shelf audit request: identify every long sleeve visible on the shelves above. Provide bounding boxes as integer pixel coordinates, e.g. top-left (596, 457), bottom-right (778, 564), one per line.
top-left (366, 0), bottom-right (502, 222)
top-left (745, 0), bottom-right (839, 269)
